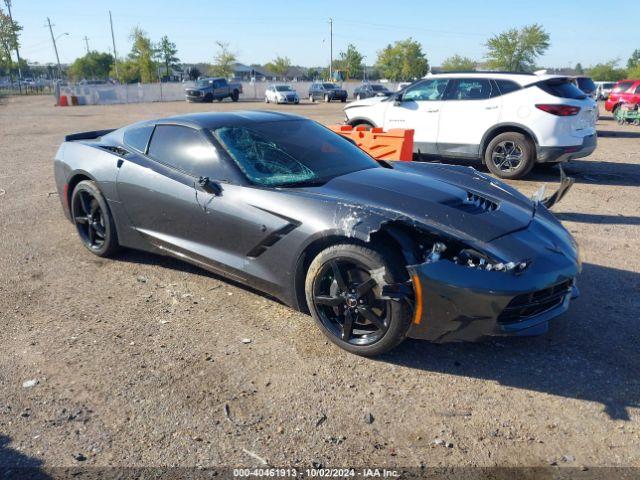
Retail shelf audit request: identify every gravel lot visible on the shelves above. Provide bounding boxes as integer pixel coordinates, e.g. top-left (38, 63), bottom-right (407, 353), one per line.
top-left (0, 95), bottom-right (639, 474)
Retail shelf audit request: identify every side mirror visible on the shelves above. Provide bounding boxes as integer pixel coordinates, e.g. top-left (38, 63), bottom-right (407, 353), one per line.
top-left (394, 93), bottom-right (403, 106)
top-left (198, 176), bottom-right (222, 196)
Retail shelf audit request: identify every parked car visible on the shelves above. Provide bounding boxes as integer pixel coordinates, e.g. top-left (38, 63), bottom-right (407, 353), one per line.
top-left (604, 80), bottom-right (640, 116)
top-left (308, 82), bottom-right (347, 103)
top-left (265, 84), bottom-right (299, 104)
top-left (185, 77), bottom-right (242, 103)
top-left (595, 81), bottom-right (616, 100)
top-left (344, 72), bottom-right (598, 179)
top-left (353, 83), bottom-right (392, 100)
top-left (572, 76), bottom-right (597, 99)
top-left (53, 111), bottom-right (580, 356)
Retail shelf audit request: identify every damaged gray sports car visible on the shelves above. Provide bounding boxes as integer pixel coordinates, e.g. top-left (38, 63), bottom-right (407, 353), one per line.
top-left (53, 111), bottom-right (581, 356)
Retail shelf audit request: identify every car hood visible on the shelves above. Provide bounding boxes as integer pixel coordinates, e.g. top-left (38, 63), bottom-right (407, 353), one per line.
top-left (344, 96), bottom-right (387, 109)
top-left (307, 164), bottom-right (535, 243)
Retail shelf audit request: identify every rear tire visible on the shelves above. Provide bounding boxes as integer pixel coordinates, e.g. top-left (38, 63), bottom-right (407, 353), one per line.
top-left (484, 132), bottom-right (535, 180)
top-left (70, 180), bottom-right (120, 257)
top-left (305, 243), bottom-right (411, 356)
top-left (231, 90), bottom-right (240, 102)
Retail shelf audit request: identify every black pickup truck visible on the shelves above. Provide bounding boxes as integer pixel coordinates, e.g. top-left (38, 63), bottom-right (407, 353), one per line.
top-left (185, 77), bottom-right (243, 103)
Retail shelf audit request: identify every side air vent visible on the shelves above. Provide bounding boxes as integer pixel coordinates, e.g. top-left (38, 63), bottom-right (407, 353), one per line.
top-left (99, 145), bottom-right (130, 157)
top-left (461, 191), bottom-right (499, 214)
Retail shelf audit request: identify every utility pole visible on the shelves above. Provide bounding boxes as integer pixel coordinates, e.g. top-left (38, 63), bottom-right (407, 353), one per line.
top-left (46, 17), bottom-right (62, 80)
top-left (5, 0), bottom-right (23, 93)
top-left (109, 11), bottom-right (119, 80)
top-left (83, 36), bottom-right (90, 54)
top-left (328, 17), bottom-right (333, 81)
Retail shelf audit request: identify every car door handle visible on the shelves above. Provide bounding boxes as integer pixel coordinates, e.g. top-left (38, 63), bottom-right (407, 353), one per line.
top-left (427, 109), bottom-right (439, 113)
top-left (485, 105), bottom-right (499, 110)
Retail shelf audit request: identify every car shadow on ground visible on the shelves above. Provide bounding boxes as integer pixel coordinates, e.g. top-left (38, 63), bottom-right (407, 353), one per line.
top-left (553, 212), bottom-right (640, 225)
top-left (0, 435), bottom-right (51, 479)
top-left (111, 249), bottom-right (285, 305)
top-left (421, 157), bottom-right (640, 187)
top-left (598, 129), bottom-right (640, 139)
top-left (379, 262), bottom-right (640, 421)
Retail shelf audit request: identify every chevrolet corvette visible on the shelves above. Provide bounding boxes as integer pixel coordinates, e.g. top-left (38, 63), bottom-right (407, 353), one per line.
top-left (54, 111), bottom-right (581, 356)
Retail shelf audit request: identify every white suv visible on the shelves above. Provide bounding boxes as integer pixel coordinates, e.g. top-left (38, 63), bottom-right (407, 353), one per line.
top-left (343, 72), bottom-right (598, 179)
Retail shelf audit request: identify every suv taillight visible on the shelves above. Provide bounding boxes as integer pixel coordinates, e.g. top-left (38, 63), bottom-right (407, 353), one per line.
top-left (536, 104), bottom-right (581, 116)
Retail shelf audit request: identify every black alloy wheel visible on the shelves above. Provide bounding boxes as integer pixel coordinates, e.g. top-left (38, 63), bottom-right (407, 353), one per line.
top-left (305, 244), bottom-right (411, 356)
top-left (312, 258), bottom-right (390, 345)
top-left (71, 180), bottom-right (119, 257)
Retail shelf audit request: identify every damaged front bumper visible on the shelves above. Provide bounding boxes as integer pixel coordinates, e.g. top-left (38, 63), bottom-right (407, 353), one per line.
top-left (405, 258), bottom-right (579, 343)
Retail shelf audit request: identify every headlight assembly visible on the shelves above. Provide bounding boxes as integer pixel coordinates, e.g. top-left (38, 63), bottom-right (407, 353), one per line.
top-left (425, 242), bottom-right (529, 273)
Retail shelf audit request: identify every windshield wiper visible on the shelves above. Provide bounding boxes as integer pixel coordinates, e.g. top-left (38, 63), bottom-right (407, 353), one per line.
top-left (274, 178), bottom-right (328, 188)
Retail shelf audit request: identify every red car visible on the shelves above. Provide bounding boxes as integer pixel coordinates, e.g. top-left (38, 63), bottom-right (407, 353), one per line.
top-left (605, 79), bottom-right (640, 115)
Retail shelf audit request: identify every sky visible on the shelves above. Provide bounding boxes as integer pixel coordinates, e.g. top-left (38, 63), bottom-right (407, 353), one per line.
top-left (9, 0), bottom-right (637, 69)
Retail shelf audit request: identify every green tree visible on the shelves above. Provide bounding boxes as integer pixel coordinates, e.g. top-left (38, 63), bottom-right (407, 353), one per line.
top-left (156, 35), bottom-right (179, 79)
top-left (265, 56), bottom-right (291, 79)
top-left (68, 51), bottom-right (114, 80)
top-left (210, 41), bottom-right (236, 78)
top-left (129, 27), bottom-right (156, 83)
top-left (485, 24), bottom-right (550, 72)
top-left (587, 60), bottom-right (628, 81)
top-left (441, 54), bottom-right (476, 72)
top-left (333, 44), bottom-right (364, 80)
top-left (628, 64), bottom-right (640, 79)
top-left (375, 38), bottom-right (429, 81)
top-left (0, 6), bottom-right (21, 79)
top-left (574, 62), bottom-right (584, 75)
top-left (627, 49), bottom-right (640, 69)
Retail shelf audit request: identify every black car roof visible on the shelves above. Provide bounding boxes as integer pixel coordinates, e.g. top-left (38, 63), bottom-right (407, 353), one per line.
top-left (137, 111), bottom-right (306, 130)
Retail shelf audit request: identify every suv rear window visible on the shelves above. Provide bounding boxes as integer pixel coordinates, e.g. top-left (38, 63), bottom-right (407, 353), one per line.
top-left (613, 81), bottom-right (634, 93)
top-left (494, 79), bottom-right (521, 96)
top-left (576, 77), bottom-right (596, 93)
top-left (536, 79), bottom-right (586, 99)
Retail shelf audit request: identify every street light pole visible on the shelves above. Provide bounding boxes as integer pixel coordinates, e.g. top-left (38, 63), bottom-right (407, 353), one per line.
top-left (328, 17), bottom-right (333, 81)
top-left (46, 17), bottom-right (63, 80)
top-left (4, 0), bottom-right (23, 93)
top-left (109, 11), bottom-right (119, 81)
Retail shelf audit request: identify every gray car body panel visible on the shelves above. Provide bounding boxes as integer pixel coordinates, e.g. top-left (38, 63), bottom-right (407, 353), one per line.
top-left (54, 111), bottom-right (581, 341)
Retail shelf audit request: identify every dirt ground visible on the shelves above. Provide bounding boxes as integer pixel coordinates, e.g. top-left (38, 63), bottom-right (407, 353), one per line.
top-left (0, 95), bottom-right (639, 475)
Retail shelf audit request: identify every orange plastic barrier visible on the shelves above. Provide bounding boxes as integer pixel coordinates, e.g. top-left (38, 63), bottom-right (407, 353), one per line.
top-left (329, 125), bottom-right (414, 161)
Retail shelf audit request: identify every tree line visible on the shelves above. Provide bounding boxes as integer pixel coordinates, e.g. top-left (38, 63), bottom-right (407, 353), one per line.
top-left (2, 9), bottom-right (640, 84)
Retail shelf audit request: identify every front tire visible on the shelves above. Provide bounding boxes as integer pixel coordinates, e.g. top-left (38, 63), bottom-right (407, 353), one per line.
top-left (484, 132), bottom-right (535, 179)
top-left (70, 180), bottom-right (120, 257)
top-left (305, 244), bottom-right (411, 356)
top-left (231, 90), bottom-right (240, 102)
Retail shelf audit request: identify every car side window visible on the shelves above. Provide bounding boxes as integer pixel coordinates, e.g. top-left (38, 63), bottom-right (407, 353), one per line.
top-left (494, 79), bottom-right (521, 96)
top-left (123, 125), bottom-right (154, 153)
top-left (635, 85), bottom-right (640, 94)
top-left (403, 79), bottom-right (449, 101)
top-left (147, 125), bottom-right (217, 178)
top-left (445, 79), bottom-right (493, 100)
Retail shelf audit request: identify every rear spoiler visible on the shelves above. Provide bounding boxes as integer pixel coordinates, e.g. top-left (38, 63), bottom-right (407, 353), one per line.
top-left (64, 129), bottom-right (116, 142)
